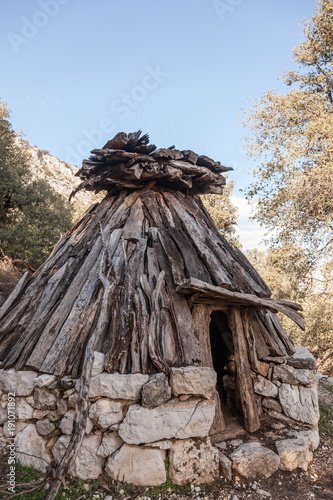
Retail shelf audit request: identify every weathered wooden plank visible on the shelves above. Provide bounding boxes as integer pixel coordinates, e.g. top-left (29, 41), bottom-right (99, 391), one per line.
top-left (141, 272), bottom-right (170, 373)
top-left (0, 272), bottom-right (30, 323)
top-left (142, 192), bottom-right (186, 286)
top-left (133, 288), bottom-right (149, 374)
top-left (122, 198), bottom-right (144, 243)
top-left (191, 195), bottom-right (272, 297)
top-left (130, 311), bottom-right (141, 373)
top-left (149, 227), bottom-right (198, 364)
top-left (26, 236), bottom-right (104, 371)
top-left (229, 307), bottom-right (260, 433)
top-left (165, 194), bottom-right (234, 288)
top-left (247, 312), bottom-right (271, 360)
top-left (158, 308), bottom-right (178, 366)
top-left (176, 277), bottom-right (304, 330)
top-left (191, 304), bottom-right (225, 434)
top-left (167, 227), bottom-right (212, 284)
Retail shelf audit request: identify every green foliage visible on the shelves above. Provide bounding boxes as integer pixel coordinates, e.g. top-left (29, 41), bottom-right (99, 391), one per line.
top-left (318, 398), bottom-right (332, 436)
top-left (242, 0), bottom-right (333, 259)
top-left (246, 247), bottom-right (333, 360)
top-left (201, 180), bottom-right (240, 246)
top-left (0, 100), bottom-right (73, 268)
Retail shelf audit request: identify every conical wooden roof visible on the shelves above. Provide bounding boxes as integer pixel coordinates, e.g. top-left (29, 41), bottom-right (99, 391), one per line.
top-left (0, 132), bottom-right (302, 377)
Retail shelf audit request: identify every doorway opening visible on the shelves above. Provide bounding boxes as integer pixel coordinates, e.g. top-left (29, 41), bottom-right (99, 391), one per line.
top-left (209, 310), bottom-right (239, 419)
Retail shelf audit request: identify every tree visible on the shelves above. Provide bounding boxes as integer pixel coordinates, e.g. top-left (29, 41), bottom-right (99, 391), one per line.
top-left (246, 246), bottom-right (333, 361)
top-left (0, 100), bottom-right (73, 267)
top-left (201, 180), bottom-right (240, 246)
top-left (242, 0), bottom-right (333, 262)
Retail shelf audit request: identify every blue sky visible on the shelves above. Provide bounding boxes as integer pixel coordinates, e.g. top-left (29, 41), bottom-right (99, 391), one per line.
top-left (1, 0), bottom-right (317, 248)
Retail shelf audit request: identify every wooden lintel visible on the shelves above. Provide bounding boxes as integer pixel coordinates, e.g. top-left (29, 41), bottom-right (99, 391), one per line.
top-left (176, 277), bottom-right (304, 330)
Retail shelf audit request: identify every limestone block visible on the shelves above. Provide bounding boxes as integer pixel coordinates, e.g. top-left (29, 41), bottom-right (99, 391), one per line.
top-left (68, 392), bottom-right (78, 408)
top-left (34, 374), bottom-right (57, 388)
top-left (119, 399), bottom-right (215, 445)
top-left (287, 429), bottom-right (320, 451)
top-left (273, 365), bottom-right (316, 386)
top-left (143, 440), bottom-right (172, 450)
top-left (3, 421), bottom-right (28, 437)
top-left (16, 398), bottom-right (34, 420)
top-left (59, 410), bottom-right (93, 435)
top-left (141, 373), bottom-right (171, 408)
top-left (263, 408), bottom-right (302, 426)
top-left (262, 397), bottom-right (283, 413)
top-left (218, 451), bottom-right (232, 481)
top-left (89, 399), bottom-right (124, 430)
top-left (33, 387), bottom-right (59, 410)
top-left (288, 346), bottom-right (316, 370)
top-left (97, 431), bottom-right (123, 457)
top-left (170, 367), bottom-right (216, 396)
top-left (169, 438), bottom-right (219, 485)
top-left (253, 375), bottom-right (278, 398)
top-left (36, 419), bottom-right (56, 436)
top-left (56, 398), bottom-right (68, 416)
top-left (91, 351), bottom-right (105, 377)
top-left (16, 424), bottom-right (51, 471)
top-left (33, 409), bottom-right (60, 421)
top-left (276, 438), bottom-right (313, 471)
top-left (89, 373), bottom-right (149, 400)
top-left (278, 384), bottom-right (319, 425)
top-left (0, 369), bottom-right (37, 396)
top-left (105, 444), bottom-right (166, 486)
top-left (52, 433), bottom-right (104, 479)
top-left (230, 442), bottom-right (280, 480)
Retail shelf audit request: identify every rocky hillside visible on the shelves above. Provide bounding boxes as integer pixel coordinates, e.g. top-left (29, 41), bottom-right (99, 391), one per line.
top-left (16, 137), bottom-right (100, 209)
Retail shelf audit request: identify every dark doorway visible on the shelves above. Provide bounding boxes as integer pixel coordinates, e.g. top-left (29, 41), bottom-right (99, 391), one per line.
top-left (209, 311), bottom-right (234, 408)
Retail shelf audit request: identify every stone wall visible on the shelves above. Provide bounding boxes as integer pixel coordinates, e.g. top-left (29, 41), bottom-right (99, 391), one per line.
top-left (0, 346), bottom-right (320, 486)
top-left (222, 345), bottom-right (319, 427)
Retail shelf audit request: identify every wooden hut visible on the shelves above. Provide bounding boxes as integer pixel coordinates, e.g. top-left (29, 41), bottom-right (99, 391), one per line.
top-left (0, 131), bottom-right (304, 437)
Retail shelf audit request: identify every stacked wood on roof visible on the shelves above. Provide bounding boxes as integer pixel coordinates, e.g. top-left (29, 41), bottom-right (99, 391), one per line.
top-left (0, 131), bottom-right (302, 387)
top-left (71, 130), bottom-right (232, 197)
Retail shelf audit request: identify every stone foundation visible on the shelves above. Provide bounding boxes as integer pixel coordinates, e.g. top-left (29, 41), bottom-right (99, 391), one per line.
top-left (0, 346), bottom-right (320, 485)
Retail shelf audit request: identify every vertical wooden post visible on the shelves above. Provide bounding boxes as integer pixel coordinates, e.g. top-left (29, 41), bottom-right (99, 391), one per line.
top-left (192, 304), bottom-right (225, 434)
top-left (229, 307), bottom-right (260, 433)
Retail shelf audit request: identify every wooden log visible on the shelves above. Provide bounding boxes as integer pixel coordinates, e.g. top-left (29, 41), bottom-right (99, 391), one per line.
top-left (191, 304), bottom-right (225, 434)
top-left (229, 307), bottom-right (260, 433)
top-left (242, 311), bottom-right (259, 371)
